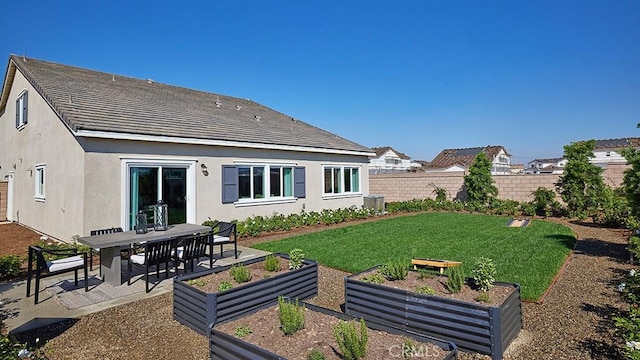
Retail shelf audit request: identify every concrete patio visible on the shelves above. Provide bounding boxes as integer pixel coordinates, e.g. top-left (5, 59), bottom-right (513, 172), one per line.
top-left (1, 244), bottom-right (269, 335)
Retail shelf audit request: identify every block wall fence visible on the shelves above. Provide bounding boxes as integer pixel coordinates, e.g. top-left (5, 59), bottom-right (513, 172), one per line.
top-left (369, 163), bottom-right (629, 203)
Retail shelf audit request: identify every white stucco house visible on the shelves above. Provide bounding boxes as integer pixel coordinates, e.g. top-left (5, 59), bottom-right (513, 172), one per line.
top-left (590, 138), bottom-right (640, 165)
top-left (369, 146), bottom-right (420, 173)
top-left (423, 146), bottom-right (511, 175)
top-left (0, 55), bottom-right (374, 242)
top-left (524, 158), bottom-right (567, 174)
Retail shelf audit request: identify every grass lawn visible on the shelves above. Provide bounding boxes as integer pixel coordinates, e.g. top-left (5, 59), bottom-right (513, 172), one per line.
top-left (252, 212), bottom-right (576, 301)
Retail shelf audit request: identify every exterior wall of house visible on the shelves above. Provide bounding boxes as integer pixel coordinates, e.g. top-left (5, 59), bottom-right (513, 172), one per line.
top-left (79, 138), bottom-right (369, 236)
top-left (491, 149), bottom-right (511, 175)
top-left (591, 150), bottom-right (628, 164)
top-left (0, 181), bottom-right (7, 220)
top-left (0, 70), bottom-right (86, 241)
top-left (369, 150), bottom-right (411, 173)
top-left (370, 163), bottom-right (628, 203)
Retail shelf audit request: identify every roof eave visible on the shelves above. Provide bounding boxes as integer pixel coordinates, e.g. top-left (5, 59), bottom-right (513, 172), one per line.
top-left (0, 58), bottom-right (17, 112)
top-left (75, 130), bottom-right (376, 157)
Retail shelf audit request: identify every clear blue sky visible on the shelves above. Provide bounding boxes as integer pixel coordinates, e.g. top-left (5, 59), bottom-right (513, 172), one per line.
top-left (2, 1), bottom-right (639, 164)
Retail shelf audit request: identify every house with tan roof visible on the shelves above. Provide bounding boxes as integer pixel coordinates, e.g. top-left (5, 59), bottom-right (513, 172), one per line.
top-left (0, 55), bottom-right (374, 241)
top-left (369, 146), bottom-right (421, 173)
top-left (424, 145), bottom-right (511, 175)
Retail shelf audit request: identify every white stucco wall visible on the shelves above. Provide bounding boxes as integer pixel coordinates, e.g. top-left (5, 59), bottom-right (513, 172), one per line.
top-left (0, 69), bottom-right (85, 242)
top-left (79, 138), bottom-right (370, 235)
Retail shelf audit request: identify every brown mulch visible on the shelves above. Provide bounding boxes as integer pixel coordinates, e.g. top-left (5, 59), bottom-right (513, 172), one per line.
top-left (0, 216), bottom-right (632, 359)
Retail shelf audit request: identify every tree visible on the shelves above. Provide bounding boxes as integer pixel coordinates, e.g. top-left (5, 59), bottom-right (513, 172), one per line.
top-left (555, 140), bottom-right (607, 220)
top-left (621, 147), bottom-right (640, 227)
top-left (463, 152), bottom-right (497, 204)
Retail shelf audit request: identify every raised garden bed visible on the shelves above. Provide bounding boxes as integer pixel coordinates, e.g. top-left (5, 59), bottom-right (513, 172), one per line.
top-left (345, 266), bottom-right (522, 360)
top-left (173, 253), bottom-right (318, 335)
top-left (210, 301), bottom-right (458, 360)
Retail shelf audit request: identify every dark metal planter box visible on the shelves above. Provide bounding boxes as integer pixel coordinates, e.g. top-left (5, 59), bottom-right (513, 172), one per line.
top-left (208, 302), bottom-right (458, 360)
top-left (345, 266), bottom-right (522, 360)
top-left (173, 253), bottom-right (318, 335)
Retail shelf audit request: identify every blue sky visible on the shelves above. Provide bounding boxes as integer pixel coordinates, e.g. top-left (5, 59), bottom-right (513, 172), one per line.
top-left (2, 1), bottom-right (639, 164)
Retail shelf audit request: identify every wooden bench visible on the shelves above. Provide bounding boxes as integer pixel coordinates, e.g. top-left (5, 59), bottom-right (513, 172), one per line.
top-left (411, 258), bottom-right (462, 274)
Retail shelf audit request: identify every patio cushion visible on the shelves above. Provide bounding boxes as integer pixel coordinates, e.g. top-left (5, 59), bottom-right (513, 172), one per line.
top-left (129, 254), bottom-right (146, 266)
top-left (47, 256), bottom-right (85, 272)
top-left (213, 235), bottom-right (230, 244)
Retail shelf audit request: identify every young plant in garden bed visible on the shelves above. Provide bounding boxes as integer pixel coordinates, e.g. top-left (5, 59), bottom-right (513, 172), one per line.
top-left (264, 254), bottom-right (281, 272)
top-left (379, 262), bottom-right (408, 281)
top-left (212, 302), bottom-right (454, 360)
top-left (230, 264), bottom-right (252, 283)
top-left (278, 296), bottom-right (305, 335)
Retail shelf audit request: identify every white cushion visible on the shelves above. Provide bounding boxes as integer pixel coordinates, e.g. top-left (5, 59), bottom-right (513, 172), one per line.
top-left (129, 254), bottom-right (146, 265)
top-left (213, 235), bottom-right (230, 244)
top-left (47, 256), bottom-right (84, 272)
top-left (175, 247), bottom-right (184, 259)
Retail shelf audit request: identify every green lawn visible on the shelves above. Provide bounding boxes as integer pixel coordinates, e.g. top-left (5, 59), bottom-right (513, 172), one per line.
top-left (251, 212), bottom-right (576, 301)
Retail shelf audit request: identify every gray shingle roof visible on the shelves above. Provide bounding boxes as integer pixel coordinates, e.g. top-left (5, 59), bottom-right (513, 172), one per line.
top-left (4, 55), bottom-right (372, 154)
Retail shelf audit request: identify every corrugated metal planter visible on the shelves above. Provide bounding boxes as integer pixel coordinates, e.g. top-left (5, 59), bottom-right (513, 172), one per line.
top-left (174, 253), bottom-right (318, 335)
top-left (345, 266), bottom-right (522, 360)
top-left (209, 302), bottom-right (458, 360)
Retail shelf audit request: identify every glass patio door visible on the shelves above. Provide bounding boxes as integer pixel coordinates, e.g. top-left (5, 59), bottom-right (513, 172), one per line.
top-left (129, 166), bottom-right (187, 230)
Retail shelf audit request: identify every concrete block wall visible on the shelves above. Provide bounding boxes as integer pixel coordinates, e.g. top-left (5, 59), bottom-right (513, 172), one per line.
top-left (370, 164), bottom-right (629, 203)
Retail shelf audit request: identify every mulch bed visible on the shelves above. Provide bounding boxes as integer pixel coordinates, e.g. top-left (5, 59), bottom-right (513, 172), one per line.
top-left (1, 217), bottom-right (634, 359)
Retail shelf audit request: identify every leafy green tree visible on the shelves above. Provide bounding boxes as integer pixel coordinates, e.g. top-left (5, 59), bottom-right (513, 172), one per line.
top-left (621, 147), bottom-right (640, 227)
top-left (555, 140), bottom-right (607, 220)
top-left (463, 152), bottom-right (497, 205)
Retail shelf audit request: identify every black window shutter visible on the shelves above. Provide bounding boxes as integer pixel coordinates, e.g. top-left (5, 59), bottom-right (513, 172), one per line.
top-left (15, 97), bottom-right (19, 128)
top-left (221, 166), bottom-right (239, 204)
top-left (294, 167), bottom-right (306, 198)
top-left (22, 92), bottom-right (27, 125)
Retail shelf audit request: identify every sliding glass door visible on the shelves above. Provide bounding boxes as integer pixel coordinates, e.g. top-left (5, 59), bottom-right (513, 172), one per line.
top-left (125, 160), bottom-right (194, 230)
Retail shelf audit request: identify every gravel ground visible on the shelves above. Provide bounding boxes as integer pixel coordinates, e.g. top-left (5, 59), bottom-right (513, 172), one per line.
top-left (8, 217), bottom-right (632, 359)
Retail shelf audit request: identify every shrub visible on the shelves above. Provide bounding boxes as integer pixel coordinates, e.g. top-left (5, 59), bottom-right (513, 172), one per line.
top-left (229, 264), bottom-right (251, 283)
top-left (0, 255), bottom-right (21, 280)
top-left (472, 257), bottom-right (496, 292)
top-left (475, 292), bottom-right (490, 303)
top-left (615, 307), bottom-right (640, 359)
top-left (333, 318), bottom-right (368, 360)
top-left (379, 262), bottom-right (408, 281)
top-left (307, 349), bottom-right (326, 360)
top-left (264, 254), bottom-right (281, 272)
top-left (416, 268), bottom-right (435, 279)
top-left (414, 285), bottom-right (436, 295)
top-left (446, 265), bottom-right (465, 294)
top-left (278, 296), bottom-right (305, 335)
top-left (360, 273), bottom-right (385, 284)
top-left (289, 248), bottom-right (305, 270)
top-left (187, 278), bottom-right (207, 287)
top-left (234, 326), bottom-right (252, 337)
top-left (531, 187), bottom-right (557, 217)
top-left (218, 281), bottom-right (233, 292)
top-left (631, 237), bottom-right (640, 264)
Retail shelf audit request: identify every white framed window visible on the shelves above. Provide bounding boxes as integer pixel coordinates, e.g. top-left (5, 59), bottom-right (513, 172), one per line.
top-left (34, 164), bottom-right (45, 201)
top-left (323, 166), bottom-right (360, 195)
top-left (16, 91), bottom-right (28, 129)
top-left (238, 165), bottom-right (294, 200)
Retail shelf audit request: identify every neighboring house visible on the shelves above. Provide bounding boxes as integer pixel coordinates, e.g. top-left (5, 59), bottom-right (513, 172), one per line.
top-left (369, 146), bottom-right (420, 173)
top-left (0, 55), bottom-right (374, 242)
top-left (590, 138), bottom-right (640, 165)
top-left (524, 158), bottom-right (567, 174)
top-left (424, 146), bottom-right (511, 175)
top-left (509, 163), bottom-right (524, 175)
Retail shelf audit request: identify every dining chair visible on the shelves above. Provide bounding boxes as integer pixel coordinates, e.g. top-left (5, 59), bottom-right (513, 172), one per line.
top-left (174, 233), bottom-right (213, 275)
top-left (212, 221), bottom-right (238, 259)
top-left (26, 245), bottom-right (88, 304)
top-left (89, 227), bottom-right (124, 276)
top-left (126, 238), bottom-right (175, 293)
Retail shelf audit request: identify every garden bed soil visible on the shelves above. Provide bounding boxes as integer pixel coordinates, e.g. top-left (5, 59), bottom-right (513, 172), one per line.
top-left (190, 258), bottom-right (294, 292)
top-left (214, 303), bottom-right (450, 360)
top-left (352, 268), bottom-right (514, 306)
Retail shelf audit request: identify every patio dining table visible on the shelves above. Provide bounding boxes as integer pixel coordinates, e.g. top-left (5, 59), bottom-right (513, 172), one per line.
top-left (78, 223), bottom-right (212, 286)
